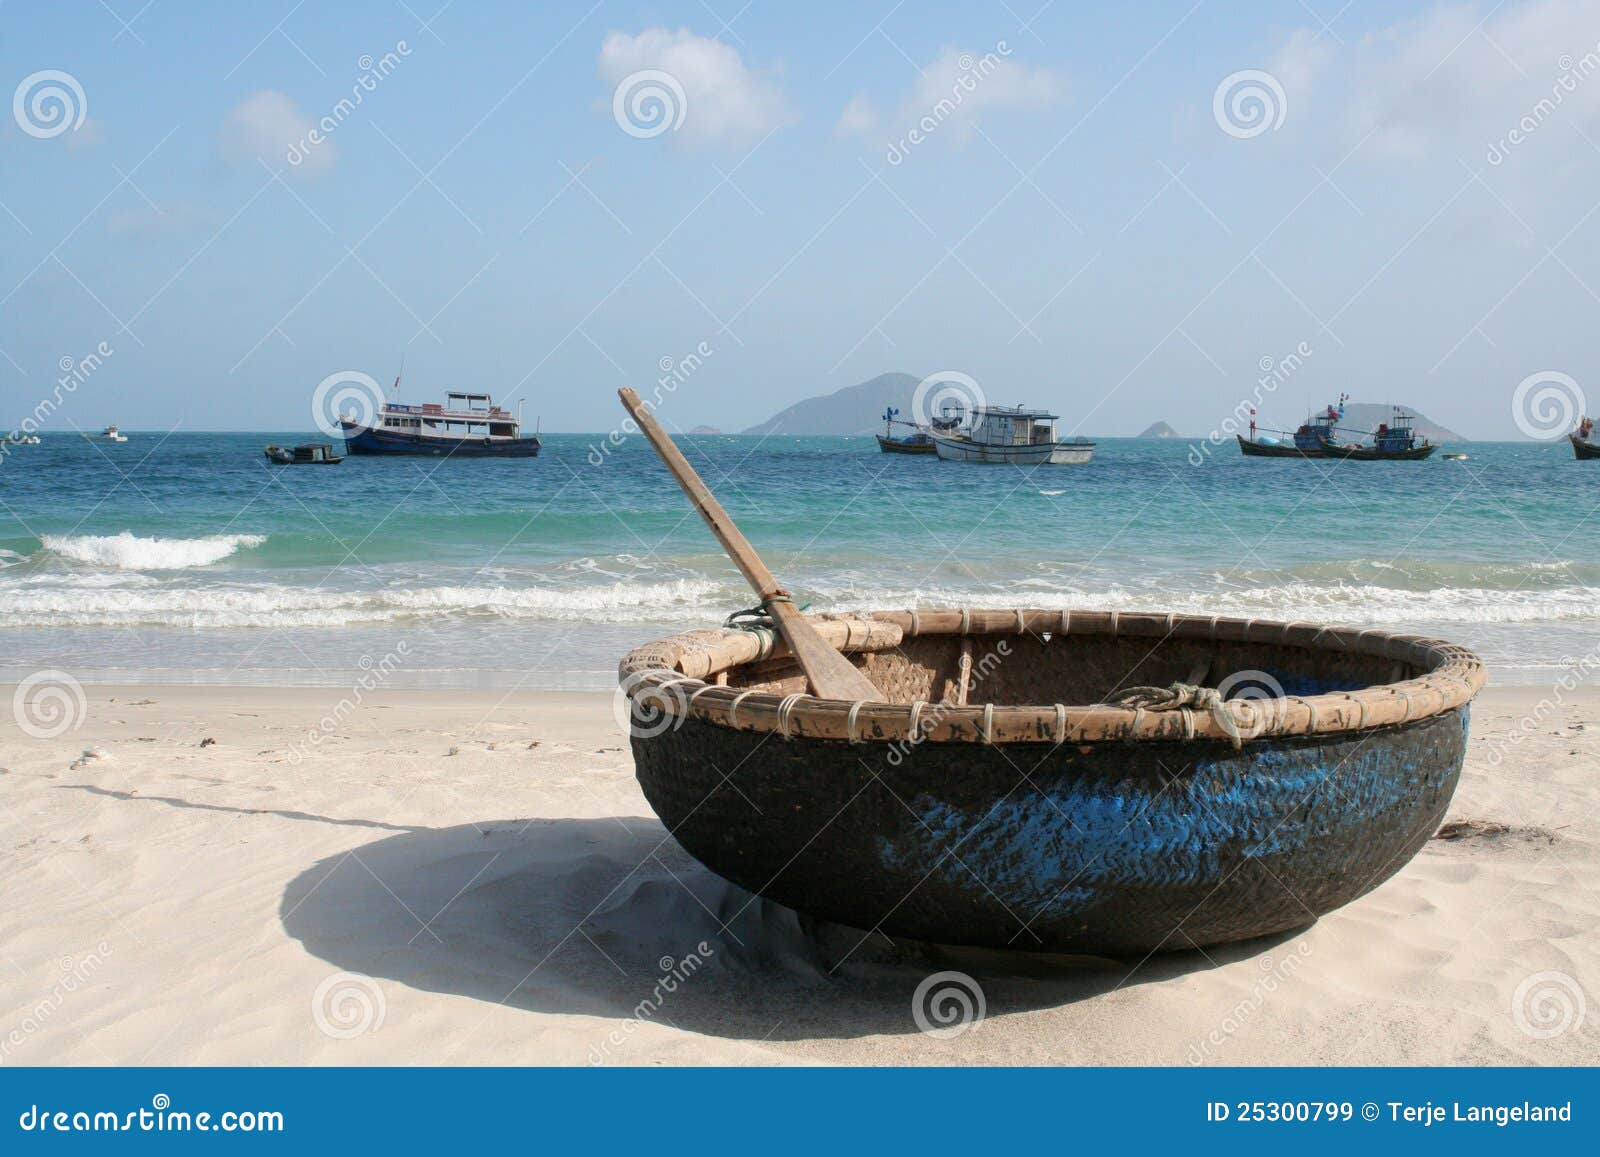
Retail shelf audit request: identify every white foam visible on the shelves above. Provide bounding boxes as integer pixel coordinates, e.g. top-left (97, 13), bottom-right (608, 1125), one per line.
top-left (40, 532), bottom-right (267, 570)
top-left (0, 577), bottom-right (729, 628)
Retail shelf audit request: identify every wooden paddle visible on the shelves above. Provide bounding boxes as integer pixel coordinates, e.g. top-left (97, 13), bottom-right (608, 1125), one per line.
top-left (618, 388), bottom-right (882, 702)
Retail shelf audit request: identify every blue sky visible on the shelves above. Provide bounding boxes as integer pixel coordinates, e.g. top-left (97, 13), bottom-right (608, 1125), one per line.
top-left (3, 0), bottom-right (1599, 437)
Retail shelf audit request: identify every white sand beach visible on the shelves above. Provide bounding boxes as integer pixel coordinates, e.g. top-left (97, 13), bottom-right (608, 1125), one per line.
top-left (2, 682), bottom-right (1594, 1066)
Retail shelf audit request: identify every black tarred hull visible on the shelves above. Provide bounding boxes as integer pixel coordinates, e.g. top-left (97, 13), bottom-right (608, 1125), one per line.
top-left (876, 434), bottom-right (936, 454)
top-left (1237, 435), bottom-right (1437, 461)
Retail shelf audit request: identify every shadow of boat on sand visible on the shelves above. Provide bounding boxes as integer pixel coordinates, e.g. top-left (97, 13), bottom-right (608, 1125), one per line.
top-left (280, 815), bottom-right (1306, 1047)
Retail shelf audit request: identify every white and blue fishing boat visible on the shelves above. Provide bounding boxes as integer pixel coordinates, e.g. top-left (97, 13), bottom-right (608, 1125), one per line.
top-left (932, 404), bottom-right (1095, 465)
top-left (338, 391), bottom-right (540, 458)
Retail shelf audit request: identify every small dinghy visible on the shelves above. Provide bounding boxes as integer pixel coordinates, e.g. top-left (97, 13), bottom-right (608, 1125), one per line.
top-left (613, 391), bottom-right (1485, 956)
top-left (264, 443), bottom-right (344, 465)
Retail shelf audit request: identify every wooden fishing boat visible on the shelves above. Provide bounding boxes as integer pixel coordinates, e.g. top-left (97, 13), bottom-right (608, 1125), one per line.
top-left (339, 390), bottom-right (540, 458)
top-left (1571, 419), bottom-right (1600, 459)
top-left (620, 609), bottom-right (1483, 955)
top-left (875, 405), bottom-right (958, 454)
top-left (1239, 401), bottom-right (1437, 461)
top-left (265, 442), bottom-right (344, 465)
top-left (1238, 435), bottom-right (1437, 461)
top-left (933, 405), bottom-right (1095, 465)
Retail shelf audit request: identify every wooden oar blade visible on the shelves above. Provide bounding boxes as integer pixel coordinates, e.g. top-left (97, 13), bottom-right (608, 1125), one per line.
top-left (767, 600), bottom-right (883, 701)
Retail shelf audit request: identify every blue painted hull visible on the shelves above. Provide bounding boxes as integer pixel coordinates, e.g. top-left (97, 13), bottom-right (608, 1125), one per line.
top-left (634, 706), bottom-right (1469, 955)
top-left (339, 421), bottom-right (541, 458)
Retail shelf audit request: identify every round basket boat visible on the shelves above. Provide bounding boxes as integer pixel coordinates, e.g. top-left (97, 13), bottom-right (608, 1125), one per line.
top-left (618, 609), bottom-right (1485, 956)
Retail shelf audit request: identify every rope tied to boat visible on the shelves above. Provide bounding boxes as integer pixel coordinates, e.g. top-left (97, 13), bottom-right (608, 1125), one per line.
top-left (724, 592), bottom-right (810, 634)
top-left (1105, 683), bottom-right (1244, 749)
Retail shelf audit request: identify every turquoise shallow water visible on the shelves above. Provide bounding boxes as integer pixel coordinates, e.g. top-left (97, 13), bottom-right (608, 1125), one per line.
top-left (0, 431), bottom-right (1595, 687)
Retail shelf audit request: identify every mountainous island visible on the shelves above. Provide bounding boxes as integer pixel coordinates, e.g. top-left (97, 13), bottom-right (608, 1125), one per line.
top-left (738, 374), bottom-right (1467, 442)
top-left (1333, 403), bottom-right (1463, 442)
top-left (740, 373), bottom-right (922, 435)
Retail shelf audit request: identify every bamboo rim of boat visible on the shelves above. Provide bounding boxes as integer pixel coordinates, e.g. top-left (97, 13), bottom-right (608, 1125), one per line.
top-left (618, 608), bottom-right (1487, 745)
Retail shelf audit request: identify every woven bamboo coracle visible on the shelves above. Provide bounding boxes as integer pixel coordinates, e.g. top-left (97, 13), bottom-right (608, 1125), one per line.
top-left (619, 608), bottom-right (1485, 954)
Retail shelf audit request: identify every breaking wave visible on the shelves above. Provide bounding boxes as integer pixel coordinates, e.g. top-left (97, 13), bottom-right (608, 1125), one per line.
top-left (0, 576), bottom-right (728, 628)
top-left (39, 532), bottom-right (267, 570)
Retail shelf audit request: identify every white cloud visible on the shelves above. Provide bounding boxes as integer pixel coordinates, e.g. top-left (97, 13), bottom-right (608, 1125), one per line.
top-left (599, 28), bottom-right (791, 147)
top-left (1274, 0), bottom-right (1600, 159)
top-left (836, 94), bottom-right (880, 139)
top-left (871, 45), bottom-right (1063, 151)
top-left (1269, 28), bottom-right (1335, 104)
top-left (66, 118), bottom-right (106, 150)
top-left (220, 91), bottom-right (333, 174)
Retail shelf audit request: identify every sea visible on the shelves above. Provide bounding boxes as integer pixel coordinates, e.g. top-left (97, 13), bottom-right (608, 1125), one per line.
top-left (1, 431), bottom-right (1595, 690)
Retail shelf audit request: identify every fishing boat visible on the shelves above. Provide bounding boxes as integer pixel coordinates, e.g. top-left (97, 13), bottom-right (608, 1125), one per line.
top-left (1570, 417), bottom-right (1600, 459)
top-left (875, 406), bottom-right (936, 454)
top-left (932, 404), bottom-right (1095, 465)
top-left (875, 405), bottom-right (963, 454)
top-left (89, 424), bottom-right (127, 443)
top-left (1238, 399), bottom-right (1436, 460)
top-left (621, 609), bottom-right (1483, 954)
top-left (338, 391), bottom-right (540, 458)
top-left (264, 442), bottom-right (344, 465)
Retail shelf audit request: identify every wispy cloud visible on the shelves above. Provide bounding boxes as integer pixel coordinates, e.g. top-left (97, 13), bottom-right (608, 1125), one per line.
top-left (220, 91), bottom-right (333, 175)
top-left (844, 43), bottom-right (1063, 154)
top-left (1273, 0), bottom-right (1600, 161)
top-left (599, 27), bottom-right (792, 147)
top-left (835, 94), bottom-right (879, 140)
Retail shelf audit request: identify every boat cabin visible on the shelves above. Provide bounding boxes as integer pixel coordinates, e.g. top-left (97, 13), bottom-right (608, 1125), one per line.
top-left (970, 405), bottom-right (1058, 446)
top-left (1373, 410), bottom-right (1425, 453)
top-left (380, 392), bottom-right (520, 438)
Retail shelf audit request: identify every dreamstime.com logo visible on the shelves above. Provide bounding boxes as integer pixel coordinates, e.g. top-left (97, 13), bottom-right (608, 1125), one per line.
top-left (612, 672), bottom-right (690, 739)
top-left (1511, 970), bottom-right (1586, 1040)
top-left (1, 340), bottom-right (112, 469)
top-left (286, 643), bottom-right (412, 765)
top-left (1510, 966), bottom-right (1587, 1043)
top-left (909, 370), bottom-right (985, 430)
top-left (1187, 941), bottom-right (1313, 1064)
top-left (311, 370), bottom-right (386, 436)
top-left (588, 943), bottom-right (716, 1064)
top-left (912, 970), bottom-right (986, 1039)
top-left (1210, 669), bottom-right (1287, 743)
top-left (288, 41), bottom-right (412, 166)
top-left (1, 942), bottom-right (113, 1065)
top-left (12, 670), bottom-right (86, 739)
top-left (1484, 644), bottom-right (1600, 768)
top-left (311, 971), bottom-right (385, 1039)
top-left (587, 339), bottom-right (714, 466)
top-left (1512, 370), bottom-right (1585, 440)
top-left (13, 69), bottom-right (86, 139)
top-left (1213, 69), bottom-right (1286, 139)
top-left (1187, 341), bottom-right (1313, 465)
top-left (613, 69), bottom-right (686, 138)
top-left (17, 1094), bottom-right (283, 1134)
